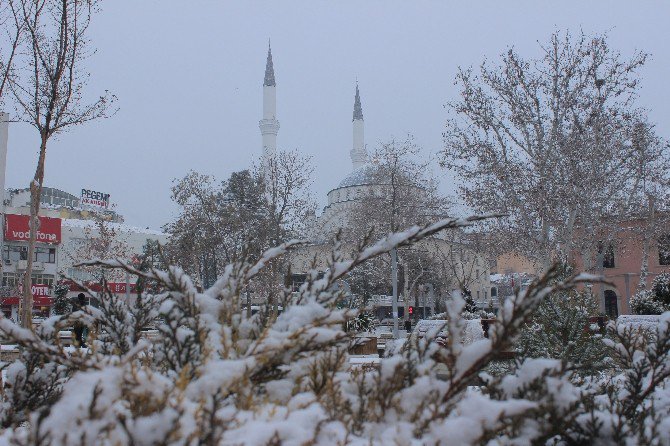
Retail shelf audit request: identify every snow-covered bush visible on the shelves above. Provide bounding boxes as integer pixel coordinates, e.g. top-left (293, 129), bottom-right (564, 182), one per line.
top-left (461, 309), bottom-right (496, 320)
top-left (631, 273), bottom-right (670, 315)
top-left (631, 289), bottom-right (667, 315)
top-left (430, 289), bottom-right (495, 321)
top-left (51, 283), bottom-right (71, 315)
top-left (346, 312), bottom-right (376, 332)
top-left (0, 217), bottom-right (669, 445)
top-left (516, 289), bottom-right (608, 375)
top-left (651, 272), bottom-right (670, 306)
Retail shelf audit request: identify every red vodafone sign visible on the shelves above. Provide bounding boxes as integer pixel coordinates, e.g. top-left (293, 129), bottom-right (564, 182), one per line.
top-left (4, 214), bottom-right (61, 244)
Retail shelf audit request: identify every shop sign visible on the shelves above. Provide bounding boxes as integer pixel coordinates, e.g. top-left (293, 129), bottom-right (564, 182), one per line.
top-left (17, 283), bottom-right (52, 297)
top-left (65, 280), bottom-right (137, 294)
top-left (4, 214), bottom-right (61, 244)
top-left (2, 284), bottom-right (53, 306)
top-left (81, 189), bottom-right (110, 208)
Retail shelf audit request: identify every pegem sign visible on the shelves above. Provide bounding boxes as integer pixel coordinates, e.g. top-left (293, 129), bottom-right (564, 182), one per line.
top-left (81, 188), bottom-right (110, 208)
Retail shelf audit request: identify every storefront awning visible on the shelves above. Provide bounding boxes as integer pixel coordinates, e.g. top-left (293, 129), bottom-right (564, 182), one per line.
top-left (2, 296), bottom-right (53, 306)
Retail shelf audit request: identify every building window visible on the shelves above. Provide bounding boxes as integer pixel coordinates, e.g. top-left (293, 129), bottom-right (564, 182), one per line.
top-left (2, 272), bottom-right (19, 287)
top-left (598, 242), bottom-right (615, 269)
top-left (31, 274), bottom-right (55, 288)
top-left (604, 290), bottom-right (618, 319)
top-left (3, 245), bottom-right (27, 262)
top-left (290, 273), bottom-right (307, 292)
top-left (66, 268), bottom-right (95, 282)
top-left (2, 246), bottom-right (55, 263)
top-left (2, 273), bottom-right (54, 289)
top-left (659, 234), bottom-right (670, 266)
top-left (35, 247), bottom-right (56, 263)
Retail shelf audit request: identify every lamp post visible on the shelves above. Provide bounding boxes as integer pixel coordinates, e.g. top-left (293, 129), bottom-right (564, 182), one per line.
top-left (595, 77), bottom-right (607, 315)
top-left (391, 247), bottom-right (398, 338)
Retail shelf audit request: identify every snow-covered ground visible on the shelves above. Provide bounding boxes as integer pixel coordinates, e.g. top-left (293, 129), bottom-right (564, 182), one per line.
top-left (617, 314), bottom-right (661, 331)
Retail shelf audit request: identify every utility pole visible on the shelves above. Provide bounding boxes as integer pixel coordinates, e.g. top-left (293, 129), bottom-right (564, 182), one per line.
top-left (125, 271), bottom-right (130, 301)
top-left (391, 247), bottom-right (398, 338)
top-left (246, 287), bottom-right (251, 318)
top-left (422, 285), bottom-right (426, 319)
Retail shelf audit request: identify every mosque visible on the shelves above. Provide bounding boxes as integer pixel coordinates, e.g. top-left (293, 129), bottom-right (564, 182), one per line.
top-left (257, 44), bottom-right (495, 314)
top-left (259, 43), bottom-right (382, 239)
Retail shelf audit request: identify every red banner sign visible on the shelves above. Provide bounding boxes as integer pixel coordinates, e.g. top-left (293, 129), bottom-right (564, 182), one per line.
top-left (4, 214), bottom-right (61, 244)
top-left (2, 284), bottom-right (53, 306)
top-left (1, 296), bottom-right (53, 306)
top-left (66, 280), bottom-right (137, 294)
top-left (17, 283), bottom-right (52, 297)
top-left (105, 282), bottom-right (137, 294)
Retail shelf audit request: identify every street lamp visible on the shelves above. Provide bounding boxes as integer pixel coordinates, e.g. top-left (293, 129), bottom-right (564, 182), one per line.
top-left (391, 247), bottom-right (398, 338)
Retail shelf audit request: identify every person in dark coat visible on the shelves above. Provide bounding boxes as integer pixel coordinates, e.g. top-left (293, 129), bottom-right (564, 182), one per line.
top-left (72, 293), bottom-right (88, 348)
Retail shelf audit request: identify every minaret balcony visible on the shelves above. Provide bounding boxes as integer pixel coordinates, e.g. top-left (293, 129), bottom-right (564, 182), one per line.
top-left (259, 119), bottom-right (280, 134)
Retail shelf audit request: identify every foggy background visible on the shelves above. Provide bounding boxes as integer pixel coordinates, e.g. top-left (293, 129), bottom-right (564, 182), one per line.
top-left (4, 1), bottom-right (669, 229)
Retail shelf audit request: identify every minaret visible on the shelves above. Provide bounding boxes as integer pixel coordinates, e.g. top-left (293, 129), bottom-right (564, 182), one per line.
top-left (259, 41), bottom-right (280, 159)
top-left (350, 83), bottom-right (366, 170)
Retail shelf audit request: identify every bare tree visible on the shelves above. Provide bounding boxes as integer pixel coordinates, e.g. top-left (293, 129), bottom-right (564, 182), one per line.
top-left (626, 122), bottom-right (670, 290)
top-left (3, 0), bottom-right (115, 328)
top-left (432, 241), bottom-right (479, 294)
top-left (165, 170), bottom-right (268, 288)
top-left (166, 150), bottom-right (316, 293)
top-left (0, 0), bottom-right (24, 101)
top-left (343, 137), bottom-right (451, 319)
top-left (251, 149), bottom-right (315, 311)
top-left (63, 215), bottom-right (132, 285)
top-left (256, 149), bottom-right (316, 245)
top-left (345, 136), bottom-right (448, 239)
top-left (442, 31), bottom-right (664, 274)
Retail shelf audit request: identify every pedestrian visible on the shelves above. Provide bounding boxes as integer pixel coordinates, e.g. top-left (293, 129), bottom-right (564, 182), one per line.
top-left (72, 292), bottom-right (88, 348)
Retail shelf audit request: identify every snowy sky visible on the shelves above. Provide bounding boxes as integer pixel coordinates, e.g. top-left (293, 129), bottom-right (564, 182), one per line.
top-left (4, 1), bottom-right (670, 229)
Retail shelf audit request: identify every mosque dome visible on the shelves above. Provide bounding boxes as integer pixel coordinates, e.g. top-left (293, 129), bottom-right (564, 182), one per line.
top-left (337, 164), bottom-right (380, 189)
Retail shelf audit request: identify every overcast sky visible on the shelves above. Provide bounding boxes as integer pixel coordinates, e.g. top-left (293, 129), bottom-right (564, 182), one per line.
top-left (4, 1), bottom-right (670, 229)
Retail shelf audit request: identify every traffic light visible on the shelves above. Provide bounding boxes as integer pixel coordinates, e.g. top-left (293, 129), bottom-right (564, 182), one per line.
top-left (408, 306), bottom-right (414, 316)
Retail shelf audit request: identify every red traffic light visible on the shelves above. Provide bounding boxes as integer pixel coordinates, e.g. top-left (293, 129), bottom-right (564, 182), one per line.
top-left (408, 306), bottom-right (414, 315)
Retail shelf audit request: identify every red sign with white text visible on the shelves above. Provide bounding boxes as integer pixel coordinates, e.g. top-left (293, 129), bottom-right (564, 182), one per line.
top-left (2, 284), bottom-right (53, 306)
top-left (30, 284), bottom-right (51, 297)
top-left (17, 283), bottom-right (52, 298)
top-left (65, 280), bottom-right (137, 294)
top-left (105, 282), bottom-right (137, 294)
top-left (1, 296), bottom-right (53, 306)
top-left (4, 214), bottom-right (61, 244)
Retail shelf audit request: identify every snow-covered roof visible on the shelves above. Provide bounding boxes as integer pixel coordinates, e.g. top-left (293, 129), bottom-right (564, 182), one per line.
top-left (336, 164), bottom-right (378, 188)
top-left (61, 218), bottom-right (165, 236)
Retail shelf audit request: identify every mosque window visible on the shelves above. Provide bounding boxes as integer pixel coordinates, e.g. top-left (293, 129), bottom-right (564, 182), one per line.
top-left (598, 242), bottom-right (615, 268)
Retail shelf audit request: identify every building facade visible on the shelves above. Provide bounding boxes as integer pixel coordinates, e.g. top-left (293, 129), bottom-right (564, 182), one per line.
top-left (0, 116), bottom-right (167, 320)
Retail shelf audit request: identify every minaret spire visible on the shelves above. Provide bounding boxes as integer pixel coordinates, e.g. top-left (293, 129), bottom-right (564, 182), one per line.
top-left (264, 40), bottom-right (276, 87)
top-left (350, 82), bottom-right (366, 170)
top-left (353, 83), bottom-right (363, 121)
top-left (259, 40), bottom-right (279, 160)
